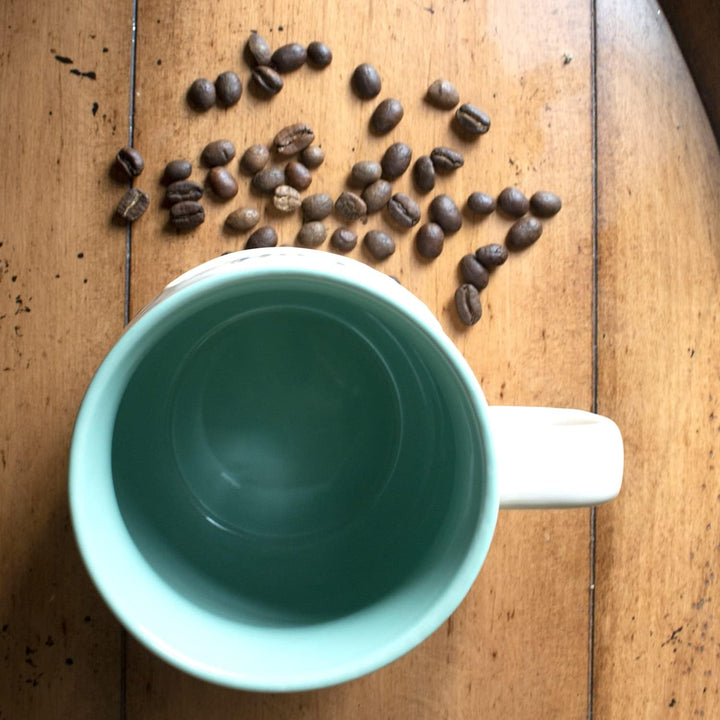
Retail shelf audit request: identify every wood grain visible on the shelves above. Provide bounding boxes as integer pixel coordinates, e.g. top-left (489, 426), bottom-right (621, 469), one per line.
top-left (595, 0), bottom-right (720, 716)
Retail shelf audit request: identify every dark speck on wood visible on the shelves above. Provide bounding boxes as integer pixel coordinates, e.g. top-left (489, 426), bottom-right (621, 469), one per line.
top-left (54, 54), bottom-right (73, 64)
top-left (91, 102), bottom-right (98, 116)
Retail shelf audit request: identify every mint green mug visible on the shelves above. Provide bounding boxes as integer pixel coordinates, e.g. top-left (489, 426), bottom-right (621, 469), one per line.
top-left (70, 248), bottom-right (622, 691)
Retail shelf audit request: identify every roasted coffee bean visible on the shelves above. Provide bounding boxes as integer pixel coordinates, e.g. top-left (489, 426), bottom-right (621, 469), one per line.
top-left (460, 254), bottom-right (489, 290)
top-left (246, 225), bottom-right (277, 249)
top-left (475, 243), bottom-right (508, 267)
top-left (363, 230), bottom-right (395, 260)
top-left (370, 98), bottom-right (404, 134)
top-left (207, 166), bottom-right (238, 199)
top-left (115, 146), bottom-right (144, 179)
top-left (274, 123), bottom-right (315, 155)
top-left (350, 160), bottom-right (382, 187)
top-left (271, 43), bottom-right (307, 73)
top-left (162, 159), bottom-right (192, 185)
top-left (330, 227), bottom-right (358, 253)
top-left (240, 144), bottom-right (270, 174)
top-left (284, 161), bottom-right (312, 191)
top-left (467, 191), bottom-right (496, 215)
top-left (187, 78), bottom-right (216, 111)
top-left (201, 139), bottom-right (236, 167)
top-left (351, 63), bottom-right (381, 99)
top-left (497, 187), bottom-right (529, 217)
top-left (246, 32), bottom-right (272, 66)
top-left (361, 179), bottom-right (392, 212)
top-left (169, 200), bottom-right (204, 230)
top-left (215, 71), bottom-right (242, 106)
top-left (296, 221), bottom-right (327, 247)
top-left (165, 180), bottom-right (203, 205)
top-left (335, 191), bottom-right (367, 221)
top-left (429, 194), bottom-right (462, 233)
top-left (251, 65), bottom-right (284, 96)
top-left (506, 217), bottom-right (543, 250)
top-left (455, 284), bottom-right (482, 325)
top-left (307, 41), bottom-right (332, 68)
top-left (430, 146), bottom-right (464, 173)
top-left (425, 78), bottom-right (460, 109)
top-left (225, 206), bottom-right (260, 232)
top-left (455, 103), bottom-right (491, 135)
top-left (387, 193), bottom-right (420, 228)
top-left (413, 156), bottom-right (435, 193)
top-left (252, 166), bottom-right (286, 194)
top-left (301, 193), bottom-right (333, 221)
top-left (116, 188), bottom-right (149, 223)
top-left (381, 142), bottom-right (412, 180)
top-left (415, 223), bottom-right (444, 259)
top-left (273, 185), bottom-right (302, 212)
top-left (299, 145), bottom-right (324, 169)
top-left (530, 190), bottom-right (562, 218)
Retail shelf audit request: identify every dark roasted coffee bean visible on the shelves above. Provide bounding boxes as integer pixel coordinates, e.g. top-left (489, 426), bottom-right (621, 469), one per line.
top-left (425, 78), bottom-right (460, 109)
top-left (361, 179), bottom-right (392, 212)
top-left (271, 43), bottom-right (307, 73)
top-left (429, 194), bottom-right (462, 233)
top-left (460, 254), bottom-right (489, 290)
top-left (165, 180), bottom-right (203, 205)
top-left (225, 207), bottom-right (260, 232)
top-left (274, 123), bottom-right (315, 155)
top-left (246, 33), bottom-right (272, 66)
top-left (301, 192), bottom-right (333, 221)
top-left (251, 65), bottom-right (283, 95)
top-left (252, 166), bottom-right (285, 194)
top-left (215, 71), bottom-right (242, 106)
top-left (115, 146), bottom-right (144, 179)
top-left (335, 191), bottom-right (367, 221)
top-left (430, 146), bottom-right (464, 173)
top-left (246, 225), bottom-right (278, 249)
top-left (208, 167), bottom-right (238, 199)
top-left (413, 155), bottom-right (435, 193)
top-left (475, 243), bottom-right (508, 268)
top-left (273, 185), bottom-right (302, 212)
top-left (363, 230), bottom-right (395, 260)
top-left (296, 221), bottom-right (327, 247)
top-left (116, 188), bottom-right (149, 222)
top-left (455, 103), bottom-right (491, 135)
top-left (381, 142), bottom-right (412, 180)
top-left (497, 187), bottom-right (529, 217)
top-left (455, 284), bottom-right (482, 325)
top-left (330, 227), bottom-right (357, 253)
top-left (530, 190), bottom-right (562, 217)
top-left (351, 63), bottom-right (381, 99)
top-left (350, 160), bottom-right (382, 187)
top-left (187, 78), bottom-right (216, 111)
top-left (162, 159), bottom-right (192, 185)
top-left (467, 191), bottom-right (496, 215)
top-left (169, 200), bottom-right (204, 230)
top-left (415, 223), bottom-right (444, 258)
top-left (284, 161), bottom-right (312, 191)
top-left (307, 41), bottom-right (332, 68)
top-left (299, 145), bottom-right (324, 169)
top-left (370, 98), bottom-right (404, 134)
top-left (387, 193), bottom-right (420, 228)
top-left (240, 144), bottom-right (270, 174)
top-left (201, 139), bottom-right (236, 167)
top-left (506, 217), bottom-right (543, 250)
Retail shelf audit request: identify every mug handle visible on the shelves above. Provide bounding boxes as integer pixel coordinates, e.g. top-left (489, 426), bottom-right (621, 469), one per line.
top-left (486, 407), bottom-right (624, 509)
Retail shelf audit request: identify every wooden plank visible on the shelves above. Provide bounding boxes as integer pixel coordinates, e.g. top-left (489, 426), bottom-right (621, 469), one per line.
top-left (127, 0), bottom-right (594, 716)
top-left (595, 0), bottom-right (720, 716)
top-left (0, 0), bottom-right (131, 717)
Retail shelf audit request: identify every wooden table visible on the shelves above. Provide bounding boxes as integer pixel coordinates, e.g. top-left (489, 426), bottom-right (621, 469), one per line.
top-left (1, 0), bottom-right (718, 717)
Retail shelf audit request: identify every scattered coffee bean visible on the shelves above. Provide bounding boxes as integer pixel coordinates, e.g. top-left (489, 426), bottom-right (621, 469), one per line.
top-left (363, 230), bottom-right (395, 260)
top-left (225, 206), bottom-right (260, 232)
top-left (475, 243), bottom-right (508, 268)
top-left (530, 190), bottom-right (562, 217)
top-left (430, 146), bottom-right (464, 173)
top-left (165, 180), bottom-right (204, 205)
top-left (284, 161), bottom-right (312, 190)
top-left (459, 254), bottom-right (489, 290)
top-left (381, 142), bottom-right (412, 180)
top-left (169, 200), bottom-right (204, 230)
top-left (467, 191), bottom-right (496, 215)
top-left (413, 155), bottom-right (435, 193)
top-left (351, 63), bottom-right (382, 99)
top-left (370, 98), bottom-right (404, 134)
top-left (187, 78), bottom-right (216, 111)
top-left (455, 284), bottom-right (482, 325)
top-left (330, 227), bottom-right (358, 253)
top-left (251, 65), bottom-right (284, 96)
top-left (215, 71), bottom-right (242, 106)
top-left (273, 184), bottom-right (302, 212)
top-left (455, 103), bottom-right (491, 135)
top-left (116, 188), bottom-right (149, 223)
top-left (162, 159), bottom-right (192, 185)
top-left (387, 193), bottom-right (420, 228)
top-left (115, 146), bottom-right (144, 179)
top-left (271, 43), bottom-right (307, 73)
top-left (299, 145), bottom-right (324, 169)
top-left (415, 223), bottom-right (444, 258)
top-left (362, 179), bottom-right (392, 212)
top-left (506, 217), bottom-right (543, 250)
top-left (425, 78), bottom-right (460, 110)
top-left (296, 221), bottom-right (327, 247)
top-left (335, 191), bottom-right (367, 221)
top-left (429, 194), bottom-right (463, 233)
top-left (240, 144), bottom-right (270, 174)
top-left (246, 32), bottom-right (272, 66)
top-left (301, 192), bottom-right (333, 221)
top-left (307, 41), bottom-right (333, 68)
top-left (274, 123), bottom-right (315, 155)
top-left (246, 225), bottom-right (278, 248)
top-left (497, 187), bottom-right (529, 217)
top-left (252, 166), bottom-right (286, 194)
top-left (201, 139), bottom-right (236, 167)
top-left (207, 167), bottom-right (238, 199)
top-left (350, 161), bottom-right (382, 187)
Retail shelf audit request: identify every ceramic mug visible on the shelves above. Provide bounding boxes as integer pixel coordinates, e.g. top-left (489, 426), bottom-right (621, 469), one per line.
top-left (69, 247), bottom-right (623, 691)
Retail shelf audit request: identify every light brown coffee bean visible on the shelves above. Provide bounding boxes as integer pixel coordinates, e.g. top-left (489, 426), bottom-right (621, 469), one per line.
top-left (350, 161), bottom-right (382, 187)
top-left (284, 161), bottom-right (312, 190)
top-left (455, 284), bottom-right (482, 325)
top-left (246, 225), bottom-right (277, 248)
top-left (335, 192), bottom-right (367, 221)
top-left (274, 123), bottom-right (315, 155)
top-left (361, 179), bottom-right (392, 213)
top-left (301, 193), bottom-right (333, 221)
top-left (425, 79), bottom-right (460, 109)
top-left (506, 217), bottom-right (543, 250)
top-left (207, 167), bottom-right (238, 199)
top-left (330, 227), bottom-right (358, 253)
top-left (273, 185), bottom-right (302, 213)
top-left (459, 254), bottom-right (489, 289)
top-left (246, 33), bottom-right (271, 66)
top-left (530, 190), bottom-right (562, 217)
top-left (201, 139), bottom-right (236, 167)
top-left (251, 65), bottom-right (283, 96)
top-left (296, 221), bottom-right (327, 247)
top-left (363, 230), bottom-right (395, 260)
top-left (225, 207), bottom-right (260, 232)
top-left (415, 223), bottom-right (444, 258)
top-left (299, 145), bottom-right (324, 169)
top-left (252, 166), bottom-right (285, 194)
top-left (497, 187), bottom-right (529, 217)
top-left (241, 144), bottom-right (270, 174)
top-left (475, 243), bottom-right (508, 267)
top-left (116, 188), bottom-right (149, 223)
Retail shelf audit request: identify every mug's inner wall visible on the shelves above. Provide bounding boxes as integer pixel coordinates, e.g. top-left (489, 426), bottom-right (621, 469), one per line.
top-left (112, 275), bottom-right (486, 627)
